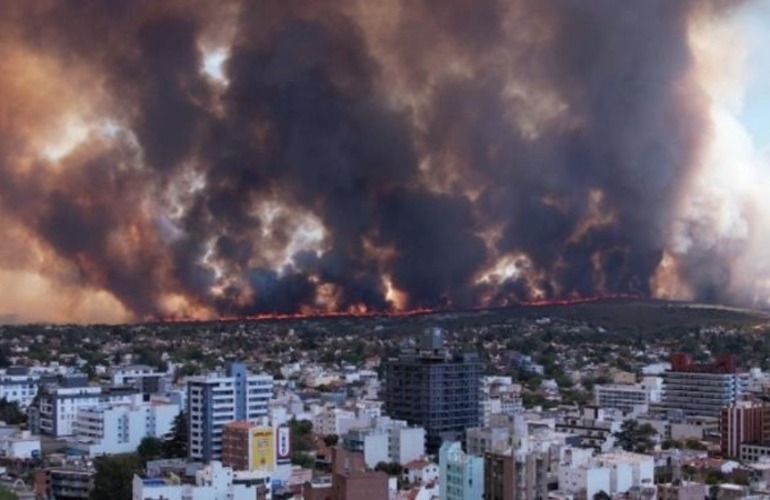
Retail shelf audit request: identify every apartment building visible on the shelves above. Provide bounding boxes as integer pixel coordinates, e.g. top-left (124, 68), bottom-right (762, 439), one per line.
top-left (30, 378), bottom-right (140, 437)
top-left (383, 329), bottom-right (482, 452)
top-left (663, 354), bottom-right (749, 418)
top-left (187, 362), bottom-right (273, 461)
top-left (595, 377), bottom-right (662, 413)
top-left (439, 441), bottom-right (484, 500)
top-left (69, 396), bottom-right (179, 456)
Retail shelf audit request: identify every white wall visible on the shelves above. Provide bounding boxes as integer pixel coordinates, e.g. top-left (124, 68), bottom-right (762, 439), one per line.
top-left (74, 402), bottom-right (179, 457)
top-left (586, 467), bottom-right (612, 499)
top-left (313, 409), bottom-right (370, 436)
top-left (0, 434), bottom-right (40, 459)
top-left (363, 433), bottom-right (389, 468)
top-left (393, 427), bottom-right (425, 464)
top-left (612, 462), bottom-right (633, 494)
top-left (51, 387), bottom-right (102, 436)
top-left (560, 466), bottom-right (611, 499)
top-left (133, 476), bottom-right (183, 500)
top-left (406, 464), bottom-right (439, 485)
top-left (51, 388), bottom-right (140, 437)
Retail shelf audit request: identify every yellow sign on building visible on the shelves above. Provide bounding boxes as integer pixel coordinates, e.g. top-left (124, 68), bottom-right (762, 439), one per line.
top-left (250, 426), bottom-right (275, 471)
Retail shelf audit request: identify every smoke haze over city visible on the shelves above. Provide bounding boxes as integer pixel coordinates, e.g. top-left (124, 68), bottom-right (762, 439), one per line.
top-left (1, 0), bottom-right (769, 323)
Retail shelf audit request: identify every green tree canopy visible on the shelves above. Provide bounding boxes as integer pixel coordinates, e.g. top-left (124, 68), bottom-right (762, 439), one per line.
top-left (323, 434), bottom-right (339, 447)
top-left (90, 453), bottom-right (143, 500)
top-left (137, 436), bottom-right (164, 462)
top-left (0, 398), bottom-right (26, 425)
top-left (613, 419), bottom-right (657, 453)
top-left (375, 462), bottom-right (402, 475)
top-left (162, 411), bottom-right (188, 459)
top-left (289, 418), bottom-right (314, 452)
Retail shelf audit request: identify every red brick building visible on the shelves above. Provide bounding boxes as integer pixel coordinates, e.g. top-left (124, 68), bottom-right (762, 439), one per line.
top-left (720, 401), bottom-right (770, 458)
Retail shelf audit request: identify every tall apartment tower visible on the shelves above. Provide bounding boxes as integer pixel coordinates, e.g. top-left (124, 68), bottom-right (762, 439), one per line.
top-left (383, 328), bottom-right (482, 453)
top-left (720, 401), bottom-right (770, 458)
top-left (662, 354), bottom-right (748, 418)
top-left (187, 362), bottom-right (273, 461)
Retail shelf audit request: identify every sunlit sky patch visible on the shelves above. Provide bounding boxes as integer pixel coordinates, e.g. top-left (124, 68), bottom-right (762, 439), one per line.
top-left (736, 1), bottom-right (770, 155)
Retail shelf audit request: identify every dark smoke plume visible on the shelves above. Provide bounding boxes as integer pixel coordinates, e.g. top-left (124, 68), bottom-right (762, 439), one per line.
top-left (0, 0), bottom-right (743, 321)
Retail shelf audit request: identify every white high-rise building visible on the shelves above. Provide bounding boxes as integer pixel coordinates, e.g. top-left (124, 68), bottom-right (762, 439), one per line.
top-left (69, 396), bottom-right (180, 456)
top-left (33, 384), bottom-right (140, 437)
top-left (663, 354), bottom-right (749, 418)
top-left (187, 362), bottom-right (273, 461)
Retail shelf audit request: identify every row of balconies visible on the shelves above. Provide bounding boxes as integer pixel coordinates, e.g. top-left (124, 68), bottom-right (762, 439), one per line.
top-left (664, 395), bottom-right (734, 404)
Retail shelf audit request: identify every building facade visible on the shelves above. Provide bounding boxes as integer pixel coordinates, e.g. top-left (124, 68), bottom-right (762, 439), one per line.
top-left (342, 428), bottom-right (389, 468)
top-left (31, 381), bottom-right (140, 437)
top-left (69, 397), bottom-right (179, 456)
top-left (340, 417), bottom-right (425, 466)
top-left (439, 441), bottom-right (484, 500)
top-left (658, 481), bottom-right (710, 500)
top-left (107, 364), bottom-right (165, 394)
top-left (387, 423), bottom-right (425, 465)
top-left (36, 467), bottom-right (95, 499)
top-left (662, 354), bottom-right (748, 418)
top-left (383, 329), bottom-right (482, 452)
top-left (329, 447), bottom-right (389, 500)
top-left (595, 377), bottom-right (662, 413)
top-left (221, 422), bottom-right (276, 472)
top-left (555, 407), bottom-right (621, 452)
top-left (0, 429), bottom-right (40, 459)
top-left (0, 367), bottom-right (40, 408)
top-left (133, 461), bottom-right (272, 500)
top-left (484, 451), bottom-right (515, 500)
top-left (558, 449), bottom-right (655, 499)
top-left (187, 362), bottom-right (273, 461)
top-left (739, 442), bottom-right (770, 462)
top-left (467, 426), bottom-right (512, 456)
top-left (720, 401), bottom-right (770, 458)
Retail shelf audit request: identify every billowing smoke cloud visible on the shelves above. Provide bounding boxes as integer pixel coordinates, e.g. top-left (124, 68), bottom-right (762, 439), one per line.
top-left (0, 0), bottom-right (760, 322)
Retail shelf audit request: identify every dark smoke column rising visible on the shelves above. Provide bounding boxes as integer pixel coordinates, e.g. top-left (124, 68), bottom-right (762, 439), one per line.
top-left (0, 0), bottom-right (734, 321)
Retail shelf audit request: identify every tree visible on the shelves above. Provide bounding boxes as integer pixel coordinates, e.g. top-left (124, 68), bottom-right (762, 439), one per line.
top-left (291, 452), bottom-right (315, 468)
top-left (323, 434), bottom-right (339, 447)
top-left (289, 418), bottom-right (314, 453)
top-left (133, 346), bottom-right (167, 373)
top-left (162, 411), bottom-right (188, 459)
top-left (174, 362), bottom-right (200, 382)
top-left (83, 363), bottom-right (98, 381)
top-left (0, 397), bottom-right (26, 425)
top-left (661, 439), bottom-right (682, 450)
top-left (90, 454), bottom-right (143, 500)
top-left (683, 438), bottom-right (708, 451)
top-left (137, 436), bottom-right (164, 462)
top-left (0, 348), bottom-right (10, 369)
top-left (705, 470), bottom-right (726, 485)
top-left (375, 462), bottom-right (403, 475)
top-left (613, 419), bottom-right (657, 453)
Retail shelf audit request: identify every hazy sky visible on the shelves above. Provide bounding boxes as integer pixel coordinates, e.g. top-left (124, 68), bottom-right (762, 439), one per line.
top-left (738, 2), bottom-right (770, 153)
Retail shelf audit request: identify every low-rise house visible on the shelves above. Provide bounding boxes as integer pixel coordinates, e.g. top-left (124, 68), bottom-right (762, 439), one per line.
top-left (402, 459), bottom-right (438, 486)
